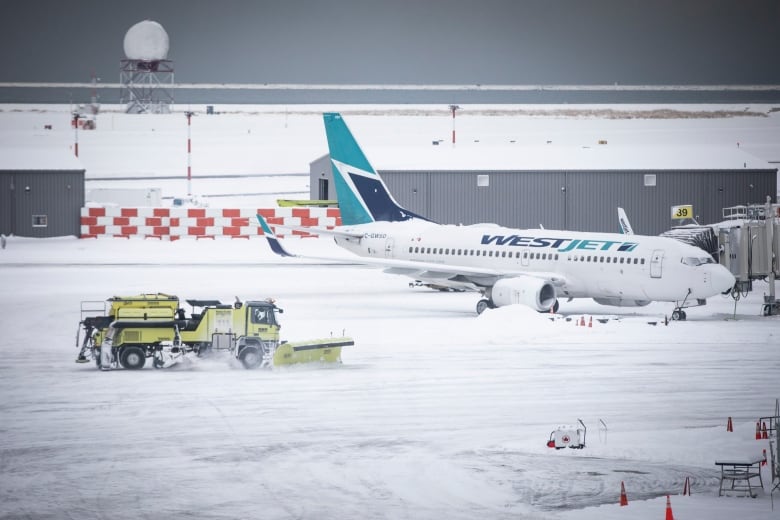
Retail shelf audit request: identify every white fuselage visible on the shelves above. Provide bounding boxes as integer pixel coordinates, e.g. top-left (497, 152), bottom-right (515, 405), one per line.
top-left (333, 220), bottom-right (736, 304)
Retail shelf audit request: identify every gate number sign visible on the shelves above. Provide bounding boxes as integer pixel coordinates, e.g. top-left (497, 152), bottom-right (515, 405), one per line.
top-left (671, 205), bottom-right (693, 220)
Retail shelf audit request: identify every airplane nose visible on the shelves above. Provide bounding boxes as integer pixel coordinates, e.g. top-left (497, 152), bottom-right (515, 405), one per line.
top-left (712, 265), bottom-right (736, 294)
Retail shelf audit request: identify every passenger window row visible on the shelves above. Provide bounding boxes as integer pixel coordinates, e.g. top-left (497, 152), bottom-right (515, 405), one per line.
top-left (406, 245), bottom-right (645, 265)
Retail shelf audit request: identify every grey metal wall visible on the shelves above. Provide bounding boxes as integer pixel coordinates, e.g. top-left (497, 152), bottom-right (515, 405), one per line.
top-left (0, 170), bottom-right (85, 237)
top-left (382, 170), bottom-right (568, 229)
top-left (308, 156), bottom-right (777, 235)
top-left (383, 169), bottom-right (777, 235)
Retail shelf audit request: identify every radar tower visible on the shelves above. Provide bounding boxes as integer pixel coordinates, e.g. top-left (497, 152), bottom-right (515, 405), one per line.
top-left (119, 20), bottom-right (174, 114)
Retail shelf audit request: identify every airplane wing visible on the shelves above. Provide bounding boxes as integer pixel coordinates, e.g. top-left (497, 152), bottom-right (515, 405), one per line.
top-left (284, 224), bottom-right (365, 240)
top-left (257, 215), bottom-right (569, 291)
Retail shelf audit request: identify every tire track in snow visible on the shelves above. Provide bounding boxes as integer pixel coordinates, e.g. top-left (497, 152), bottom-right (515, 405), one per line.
top-left (462, 449), bottom-right (720, 511)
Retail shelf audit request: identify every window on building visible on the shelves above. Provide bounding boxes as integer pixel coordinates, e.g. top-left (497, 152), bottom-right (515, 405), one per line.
top-left (32, 215), bottom-right (48, 228)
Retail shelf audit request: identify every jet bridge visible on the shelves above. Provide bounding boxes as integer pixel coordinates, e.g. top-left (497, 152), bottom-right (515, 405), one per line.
top-left (718, 197), bottom-right (780, 316)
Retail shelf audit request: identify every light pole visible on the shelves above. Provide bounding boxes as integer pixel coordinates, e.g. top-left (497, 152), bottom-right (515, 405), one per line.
top-left (449, 104), bottom-right (460, 146)
top-left (185, 111), bottom-right (194, 196)
top-left (71, 112), bottom-right (80, 157)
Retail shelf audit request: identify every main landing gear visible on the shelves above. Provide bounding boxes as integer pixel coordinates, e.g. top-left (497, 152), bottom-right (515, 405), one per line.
top-left (476, 299), bottom-right (495, 315)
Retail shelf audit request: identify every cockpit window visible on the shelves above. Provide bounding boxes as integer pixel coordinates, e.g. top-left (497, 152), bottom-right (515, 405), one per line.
top-left (682, 256), bottom-right (715, 266)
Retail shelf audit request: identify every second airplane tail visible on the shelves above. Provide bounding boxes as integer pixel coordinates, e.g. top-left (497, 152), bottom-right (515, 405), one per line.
top-left (323, 112), bottom-right (429, 225)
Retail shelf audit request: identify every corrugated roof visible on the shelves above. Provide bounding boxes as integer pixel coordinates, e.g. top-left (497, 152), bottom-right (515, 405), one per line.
top-left (363, 144), bottom-right (774, 171)
top-left (0, 147), bottom-right (85, 171)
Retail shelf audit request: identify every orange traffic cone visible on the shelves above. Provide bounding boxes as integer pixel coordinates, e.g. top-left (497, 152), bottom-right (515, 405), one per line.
top-left (682, 476), bottom-right (691, 495)
top-left (588, 316), bottom-right (593, 328)
top-left (579, 316), bottom-right (585, 327)
top-left (762, 422), bottom-right (768, 439)
top-left (665, 495), bottom-right (674, 520)
top-left (619, 481), bottom-right (628, 506)
top-left (726, 416), bottom-right (733, 432)
top-left (756, 421), bottom-right (762, 440)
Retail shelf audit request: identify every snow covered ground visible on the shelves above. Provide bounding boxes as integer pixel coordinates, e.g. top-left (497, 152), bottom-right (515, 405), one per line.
top-left (1, 104), bottom-right (779, 518)
top-left (0, 235), bottom-right (778, 520)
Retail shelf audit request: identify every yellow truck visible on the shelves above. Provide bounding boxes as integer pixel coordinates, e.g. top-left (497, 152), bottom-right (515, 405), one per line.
top-left (76, 293), bottom-right (352, 370)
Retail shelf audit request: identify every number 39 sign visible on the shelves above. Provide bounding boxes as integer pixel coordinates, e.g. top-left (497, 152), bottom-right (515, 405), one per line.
top-left (671, 204), bottom-right (693, 220)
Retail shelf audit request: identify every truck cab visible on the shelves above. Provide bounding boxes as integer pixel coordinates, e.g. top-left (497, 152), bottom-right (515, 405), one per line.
top-left (176, 298), bottom-right (283, 368)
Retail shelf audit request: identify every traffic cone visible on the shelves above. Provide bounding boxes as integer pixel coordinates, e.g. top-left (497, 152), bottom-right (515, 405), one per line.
top-left (579, 316), bottom-right (585, 327)
top-left (756, 421), bottom-right (761, 440)
top-left (726, 416), bottom-right (733, 432)
top-left (682, 476), bottom-right (691, 495)
top-left (619, 481), bottom-right (628, 506)
top-left (762, 422), bottom-right (768, 439)
top-left (588, 316), bottom-right (593, 328)
top-left (665, 495), bottom-right (674, 520)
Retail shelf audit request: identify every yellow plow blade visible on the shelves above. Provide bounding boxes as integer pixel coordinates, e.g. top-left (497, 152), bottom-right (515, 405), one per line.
top-left (273, 337), bottom-right (354, 366)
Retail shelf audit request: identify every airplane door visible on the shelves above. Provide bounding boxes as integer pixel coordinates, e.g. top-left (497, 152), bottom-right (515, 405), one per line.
top-left (650, 249), bottom-right (664, 278)
top-left (384, 237), bottom-right (394, 258)
top-left (520, 248), bottom-right (530, 267)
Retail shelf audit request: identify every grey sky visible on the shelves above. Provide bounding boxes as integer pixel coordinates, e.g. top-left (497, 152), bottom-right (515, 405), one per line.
top-left (1, 0), bottom-right (778, 84)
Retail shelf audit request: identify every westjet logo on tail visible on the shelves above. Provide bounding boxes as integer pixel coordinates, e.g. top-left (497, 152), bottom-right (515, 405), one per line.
top-left (480, 234), bottom-right (639, 252)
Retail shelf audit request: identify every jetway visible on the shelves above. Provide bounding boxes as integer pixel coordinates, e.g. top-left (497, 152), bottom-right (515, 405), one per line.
top-left (718, 198), bottom-right (780, 316)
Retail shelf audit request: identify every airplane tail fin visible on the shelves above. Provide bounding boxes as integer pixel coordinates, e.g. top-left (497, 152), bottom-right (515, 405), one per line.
top-left (256, 214), bottom-right (295, 257)
top-left (323, 112), bottom-right (428, 225)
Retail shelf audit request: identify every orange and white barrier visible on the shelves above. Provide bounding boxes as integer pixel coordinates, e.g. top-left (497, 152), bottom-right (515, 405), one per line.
top-left (80, 206), bottom-right (342, 240)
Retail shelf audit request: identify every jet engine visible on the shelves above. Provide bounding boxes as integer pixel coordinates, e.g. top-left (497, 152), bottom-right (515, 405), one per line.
top-left (491, 277), bottom-right (557, 311)
top-left (592, 297), bottom-right (651, 307)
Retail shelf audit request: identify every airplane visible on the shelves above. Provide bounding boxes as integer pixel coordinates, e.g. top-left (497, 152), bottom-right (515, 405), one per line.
top-left (257, 112), bottom-right (736, 319)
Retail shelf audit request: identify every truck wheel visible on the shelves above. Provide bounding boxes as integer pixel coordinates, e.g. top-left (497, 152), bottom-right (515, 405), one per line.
top-left (120, 346), bottom-right (146, 370)
top-left (238, 346), bottom-right (262, 369)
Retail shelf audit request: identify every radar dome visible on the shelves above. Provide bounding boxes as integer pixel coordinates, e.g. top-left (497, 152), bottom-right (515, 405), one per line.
top-left (123, 20), bottom-right (169, 61)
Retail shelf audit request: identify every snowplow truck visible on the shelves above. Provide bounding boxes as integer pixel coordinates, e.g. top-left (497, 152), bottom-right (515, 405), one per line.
top-left (76, 293), bottom-right (353, 370)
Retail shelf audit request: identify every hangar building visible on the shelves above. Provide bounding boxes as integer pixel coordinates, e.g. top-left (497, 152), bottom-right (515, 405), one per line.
top-left (310, 145), bottom-right (777, 235)
top-left (0, 149), bottom-right (85, 237)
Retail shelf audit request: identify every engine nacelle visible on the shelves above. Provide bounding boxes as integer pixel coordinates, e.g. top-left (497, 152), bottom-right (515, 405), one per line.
top-left (492, 277), bottom-right (557, 311)
top-left (592, 297), bottom-right (651, 307)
